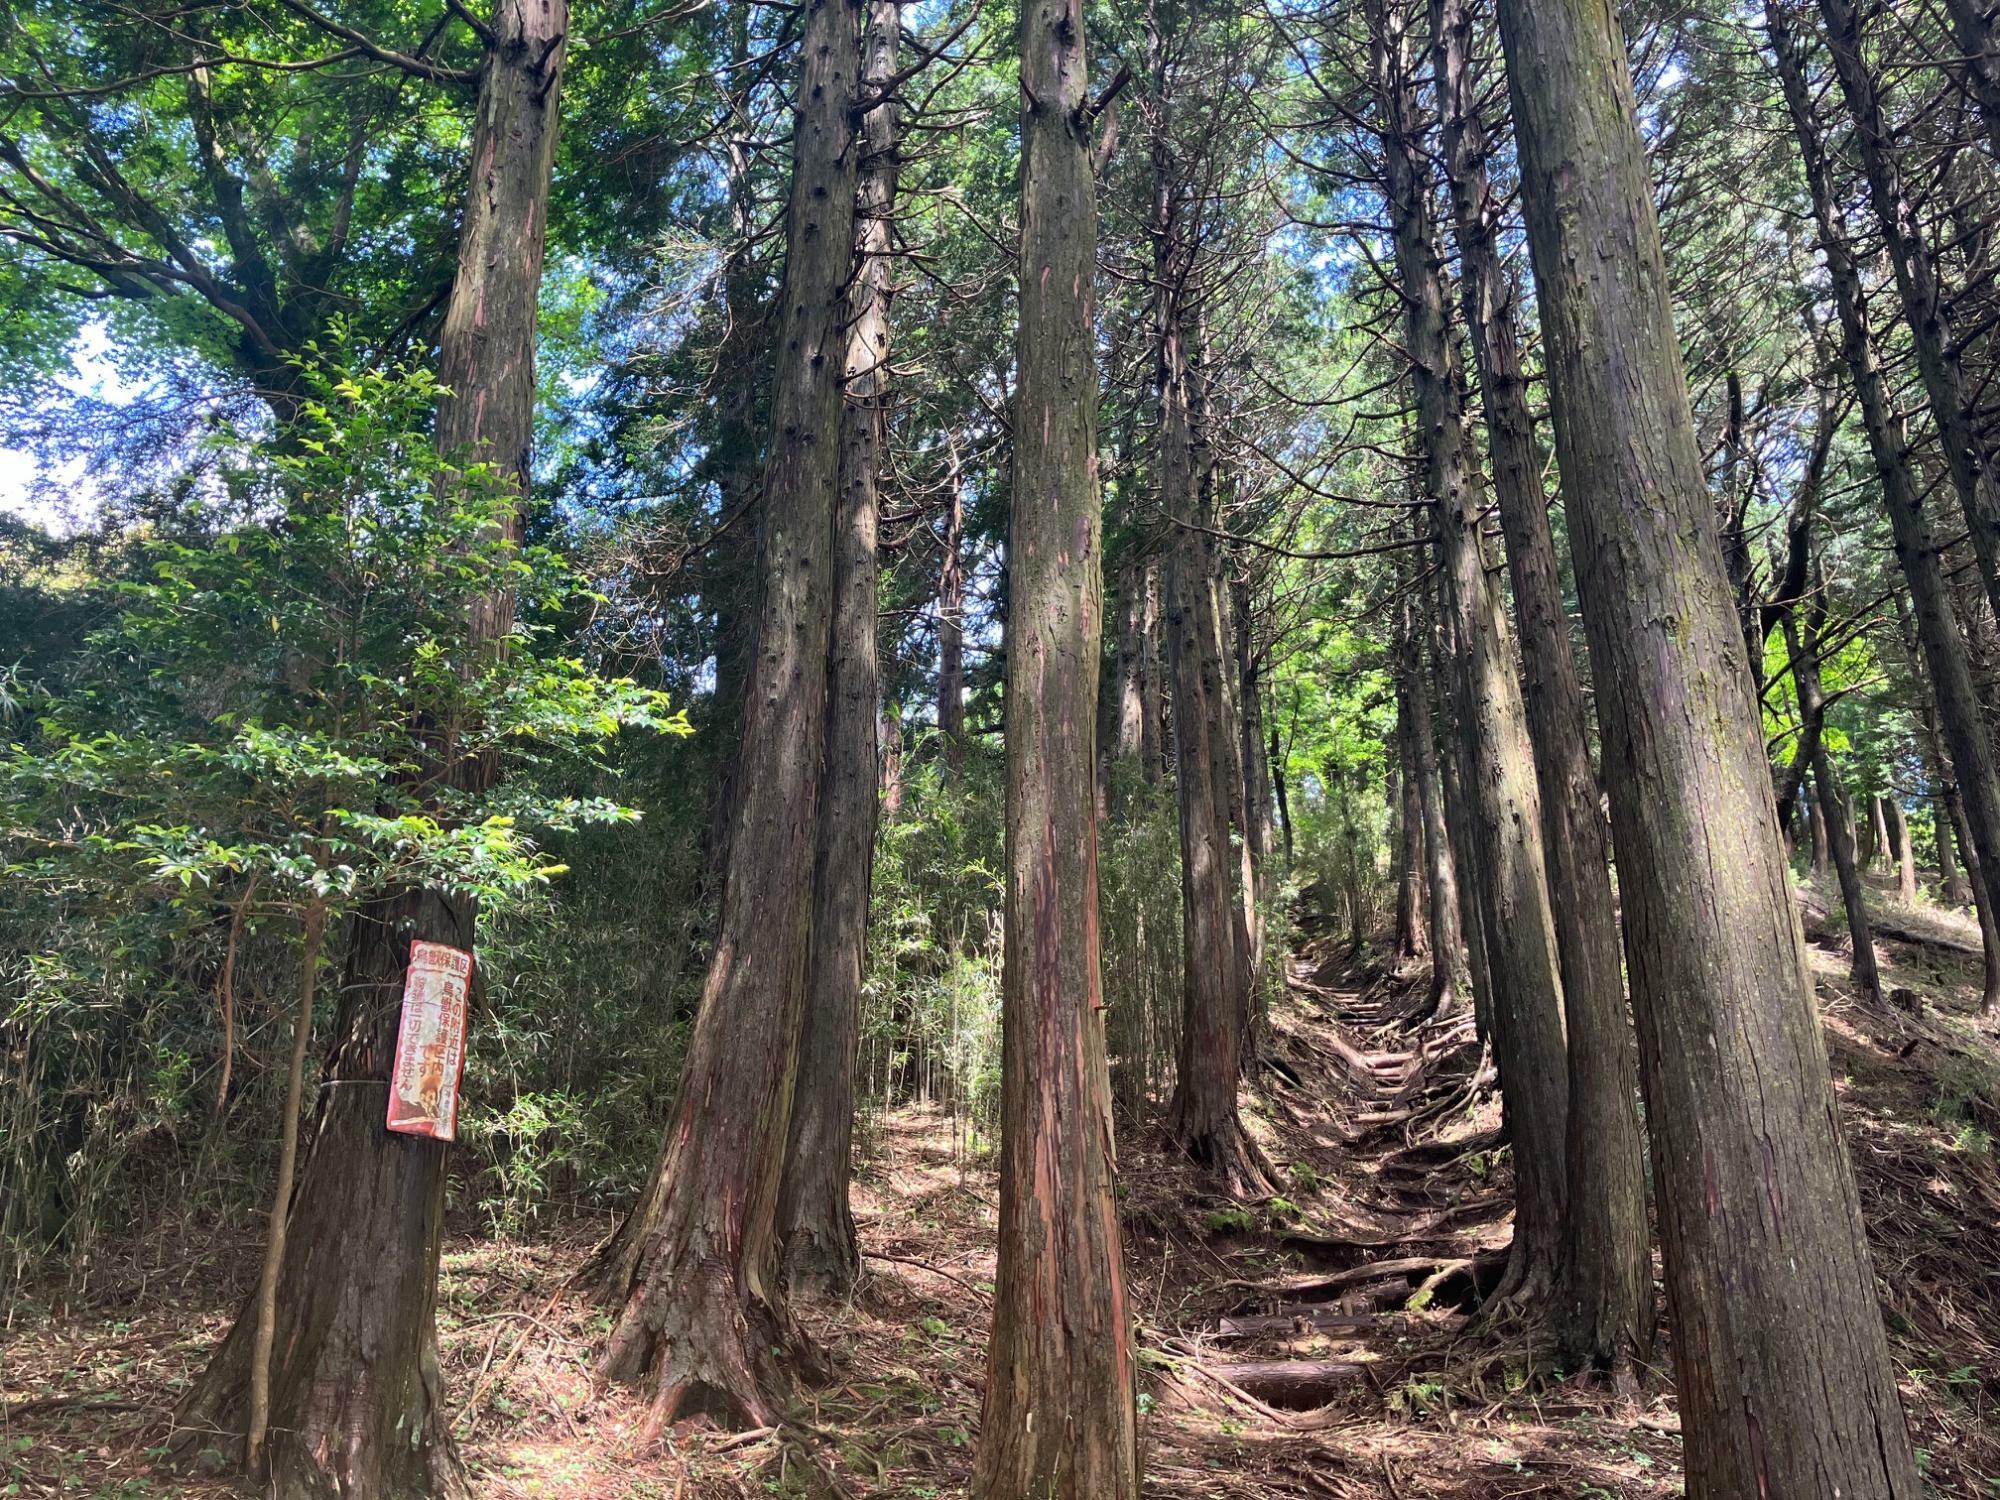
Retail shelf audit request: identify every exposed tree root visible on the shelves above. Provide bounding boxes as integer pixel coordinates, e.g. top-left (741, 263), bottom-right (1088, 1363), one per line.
top-left (597, 1243), bottom-right (790, 1444)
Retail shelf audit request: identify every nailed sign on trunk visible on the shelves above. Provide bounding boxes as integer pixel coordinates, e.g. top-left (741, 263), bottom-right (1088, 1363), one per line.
top-left (387, 941), bottom-right (471, 1141)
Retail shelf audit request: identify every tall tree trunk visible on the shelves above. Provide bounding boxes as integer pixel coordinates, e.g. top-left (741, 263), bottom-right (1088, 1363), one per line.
top-left (775, 0), bottom-right (901, 1300)
top-left (242, 903), bottom-right (323, 1473)
top-left (1234, 569), bottom-right (1275, 984)
top-left (1497, 2), bottom-right (1919, 1493)
top-left (1817, 760), bottom-right (1883, 1005)
top-left (1790, 611), bottom-right (1884, 1005)
top-left (971, 0), bottom-right (1138, 1489)
top-left (1887, 797), bottom-right (1918, 904)
top-left (938, 477), bottom-right (968, 779)
top-left (1945, 0), bottom-right (2000, 161)
top-left (1771, 0), bottom-right (2000, 1019)
top-left (1158, 344), bottom-right (1261, 1188)
top-left (1202, 435), bottom-right (1259, 1048)
top-left (1153, 37), bottom-right (1262, 1185)
top-left (593, 0), bottom-right (861, 1430)
top-left (1393, 713), bottom-right (1428, 960)
top-left (1429, 0), bottom-right (1649, 1370)
top-left (1898, 591), bottom-right (1977, 906)
top-left (1936, 793), bottom-right (1967, 902)
top-left (1144, 556), bottom-right (1168, 780)
top-left (1367, 0), bottom-right (1569, 1310)
top-left (1818, 0), bottom-right (2000, 625)
top-left (1112, 558), bottom-right (1149, 765)
top-left (178, 7), bottom-right (566, 1491)
top-left (1435, 680), bottom-right (1495, 1043)
top-left (881, 705), bottom-right (905, 815)
top-left (1271, 724), bottom-right (1294, 864)
top-left (702, 0), bottom-right (774, 890)
top-left (1398, 582), bottom-right (1467, 1016)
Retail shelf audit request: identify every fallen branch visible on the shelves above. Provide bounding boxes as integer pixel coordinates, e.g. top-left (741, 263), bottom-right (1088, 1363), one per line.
top-left (1223, 1253), bottom-right (1468, 1305)
top-left (862, 1249), bottom-right (991, 1301)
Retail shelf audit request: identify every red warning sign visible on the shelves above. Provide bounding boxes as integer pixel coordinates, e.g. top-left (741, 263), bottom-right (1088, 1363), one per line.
top-left (386, 940), bottom-right (471, 1141)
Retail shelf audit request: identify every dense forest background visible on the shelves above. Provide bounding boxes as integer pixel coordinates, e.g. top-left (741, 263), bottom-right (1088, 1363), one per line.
top-left (3, 0), bottom-right (2000, 1496)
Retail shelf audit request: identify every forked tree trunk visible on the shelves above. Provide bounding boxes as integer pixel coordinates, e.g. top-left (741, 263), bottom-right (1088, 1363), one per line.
top-left (1497, 2), bottom-right (1919, 1493)
top-left (774, 0), bottom-right (901, 1300)
top-left (1818, 0), bottom-right (2000, 625)
top-left (1152, 40), bottom-right (1263, 1188)
top-left (1428, 0), bottom-right (1649, 1369)
top-left (971, 0), bottom-right (1138, 1490)
top-left (177, 7), bottom-right (566, 1491)
top-left (592, 0), bottom-right (861, 1431)
top-left (1868, 795), bottom-right (1892, 874)
top-left (1367, 0), bottom-right (1568, 1309)
top-left (1771, 0), bottom-right (2000, 1020)
top-left (1165, 521), bottom-right (1264, 1190)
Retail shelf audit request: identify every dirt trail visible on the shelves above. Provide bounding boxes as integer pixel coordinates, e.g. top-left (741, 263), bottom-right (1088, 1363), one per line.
top-left (6, 903), bottom-right (2000, 1497)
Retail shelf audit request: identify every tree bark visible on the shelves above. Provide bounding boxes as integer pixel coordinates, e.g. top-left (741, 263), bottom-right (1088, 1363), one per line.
top-left (1496, 2), bottom-right (1919, 1493)
top-left (1428, 0), bottom-right (1649, 1369)
top-left (970, 0), bottom-right (1139, 1489)
top-left (1367, 0), bottom-right (1568, 1310)
top-left (178, 5), bottom-right (566, 1489)
top-left (775, 0), bottom-right (901, 1301)
top-left (1771, 0), bottom-right (2000, 1018)
top-left (701, 0), bottom-right (774, 892)
top-left (593, 0), bottom-right (861, 1430)
top-left (1818, 0), bottom-right (2000, 626)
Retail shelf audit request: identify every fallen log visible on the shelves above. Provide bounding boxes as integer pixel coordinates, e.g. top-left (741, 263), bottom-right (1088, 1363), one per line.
top-left (1214, 1307), bottom-right (1450, 1340)
top-left (1211, 1358), bottom-right (1368, 1409)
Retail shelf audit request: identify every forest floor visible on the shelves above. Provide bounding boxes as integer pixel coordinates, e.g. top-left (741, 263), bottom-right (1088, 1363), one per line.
top-left (5, 875), bottom-right (2000, 1499)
